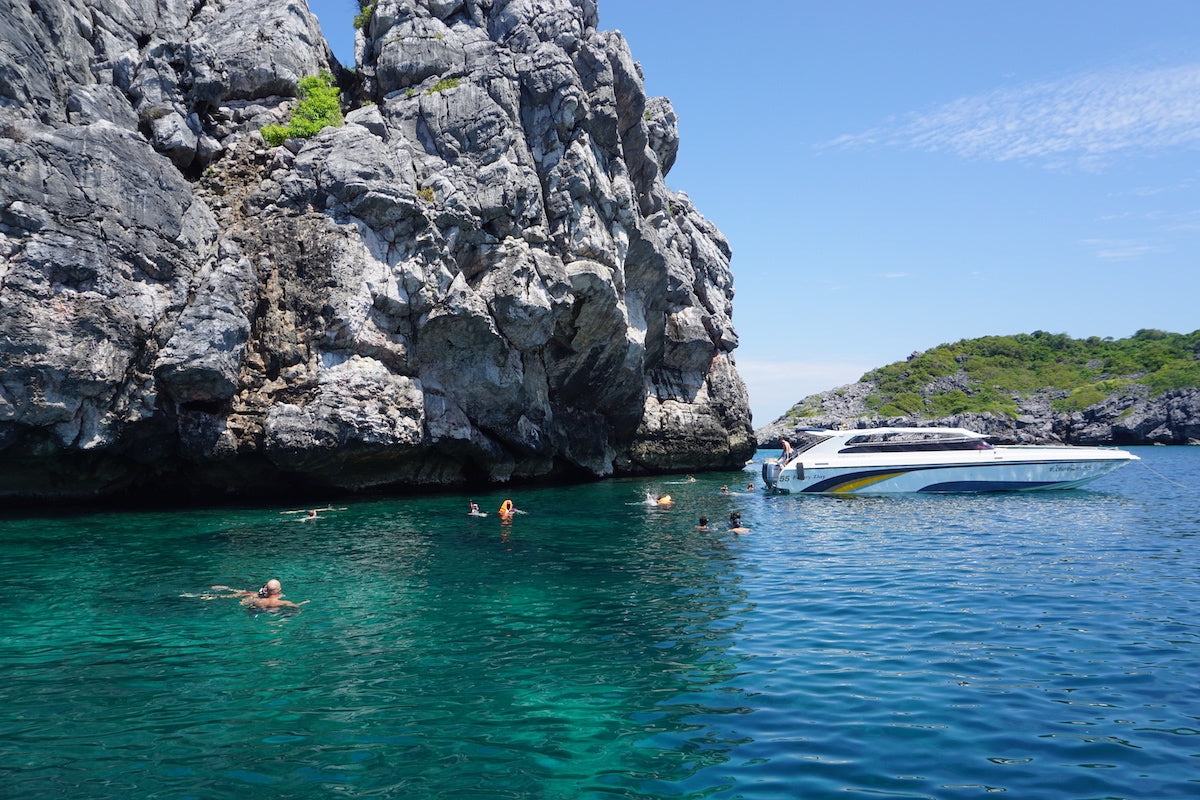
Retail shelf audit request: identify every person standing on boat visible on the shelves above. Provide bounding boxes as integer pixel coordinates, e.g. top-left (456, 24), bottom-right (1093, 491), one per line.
top-left (780, 439), bottom-right (793, 463)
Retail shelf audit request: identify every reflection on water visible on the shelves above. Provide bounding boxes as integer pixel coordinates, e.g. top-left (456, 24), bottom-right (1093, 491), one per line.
top-left (1, 447), bottom-right (1198, 798)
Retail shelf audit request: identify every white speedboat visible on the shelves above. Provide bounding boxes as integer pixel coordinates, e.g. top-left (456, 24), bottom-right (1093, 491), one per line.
top-left (761, 427), bottom-right (1139, 494)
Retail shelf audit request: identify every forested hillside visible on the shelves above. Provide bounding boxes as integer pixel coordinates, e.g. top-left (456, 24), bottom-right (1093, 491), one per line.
top-left (862, 329), bottom-right (1200, 418)
top-left (759, 329), bottom-right (1200, 446)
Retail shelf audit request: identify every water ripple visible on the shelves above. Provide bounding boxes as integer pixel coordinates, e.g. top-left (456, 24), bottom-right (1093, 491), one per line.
top-left (1, 449), bottom-right (1199, 798)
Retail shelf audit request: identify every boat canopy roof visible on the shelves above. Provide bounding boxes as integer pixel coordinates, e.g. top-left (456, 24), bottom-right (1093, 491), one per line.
top-left (795, 427), bottom-right (995, 455)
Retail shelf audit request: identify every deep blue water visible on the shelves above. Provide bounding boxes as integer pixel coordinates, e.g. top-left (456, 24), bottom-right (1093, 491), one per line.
top-left (1, 447), bottom-right (1198, 799)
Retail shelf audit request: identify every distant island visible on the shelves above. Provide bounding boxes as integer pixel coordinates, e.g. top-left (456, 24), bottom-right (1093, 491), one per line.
top-left (756, 329), bottom-right (1200, 446)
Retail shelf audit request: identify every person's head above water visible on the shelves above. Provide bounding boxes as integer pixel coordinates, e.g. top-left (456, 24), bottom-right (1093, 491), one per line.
top-left (258, 579), bottom-right (283, 597)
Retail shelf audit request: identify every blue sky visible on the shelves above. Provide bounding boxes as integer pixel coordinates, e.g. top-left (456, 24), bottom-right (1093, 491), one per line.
top-left (309, 1), bottom-right (1200, 424)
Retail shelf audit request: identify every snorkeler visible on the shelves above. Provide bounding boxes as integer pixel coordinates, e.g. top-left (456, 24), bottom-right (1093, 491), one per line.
top-left (243, 579), bottom-right (304, 609)
top-left (499, 499), bottom-right (516, 521)
top-left (212, 579), bottom-right (305, 609)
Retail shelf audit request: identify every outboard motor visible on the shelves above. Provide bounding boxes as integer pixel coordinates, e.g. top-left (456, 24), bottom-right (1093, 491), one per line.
top-left (762, 459), bottom-right (782, 491)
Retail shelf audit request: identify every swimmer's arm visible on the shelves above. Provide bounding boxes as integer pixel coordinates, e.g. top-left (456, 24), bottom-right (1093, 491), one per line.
top-left (211, 585), bottom-right (255, 596)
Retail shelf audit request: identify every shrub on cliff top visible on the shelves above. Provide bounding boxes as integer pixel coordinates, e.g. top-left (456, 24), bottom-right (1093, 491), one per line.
top-left (262, 71), bottom-right (343, 146)
top-left (353, 1), bottom-right (377, 30)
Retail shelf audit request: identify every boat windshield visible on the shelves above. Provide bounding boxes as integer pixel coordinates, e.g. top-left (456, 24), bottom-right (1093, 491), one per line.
top-left (791, 433), bottom-right (833, 455)
top-left (837, 431), bottom-right (994, 454)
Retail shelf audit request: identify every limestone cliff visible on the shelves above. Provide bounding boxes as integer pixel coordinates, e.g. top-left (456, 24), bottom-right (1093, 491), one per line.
top-left (0, 0), bottom-right (754, 500)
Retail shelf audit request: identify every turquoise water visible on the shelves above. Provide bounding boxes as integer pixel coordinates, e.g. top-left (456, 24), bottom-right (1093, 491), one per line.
top-left (2, 448), bottom-right (1198, 799)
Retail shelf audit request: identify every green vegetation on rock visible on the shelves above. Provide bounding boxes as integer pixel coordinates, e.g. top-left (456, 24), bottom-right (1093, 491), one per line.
top-left (425, 77), bottom-right (461, 95)
top-left (861, 329), bottom-right (1200, 418)
top-left (261, 71), bottom-right (343, 146)
top-left (353, 1), bottom-right (377, 30)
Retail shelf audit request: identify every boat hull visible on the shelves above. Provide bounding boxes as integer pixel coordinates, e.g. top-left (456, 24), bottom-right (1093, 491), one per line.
top-left (765, 450), bottom-right (1136, 494)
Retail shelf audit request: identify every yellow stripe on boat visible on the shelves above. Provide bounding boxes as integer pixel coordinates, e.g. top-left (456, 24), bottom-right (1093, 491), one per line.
top-left (830, 471), bottom-right (907, 493)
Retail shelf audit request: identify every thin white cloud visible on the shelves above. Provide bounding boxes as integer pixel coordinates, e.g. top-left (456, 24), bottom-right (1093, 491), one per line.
top-left (1110, 175), bottom-right (1197, 198)
top-left (1081, 238), bottom-right (1160, 261)
top-left (737, 358), bottom-right (874, 423)
top-left (1099, 201), bottom-right (1200, 232)
top-left (825, 63), bottom-right (1200, 168)
top-left (1158, 208), bottom-right (1200, 232)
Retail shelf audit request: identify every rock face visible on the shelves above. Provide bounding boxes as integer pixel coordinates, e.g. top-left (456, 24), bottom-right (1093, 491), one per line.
top-left (0, 0), bottom-right (754, 501)
top-left (756, 381), bottom-right (1200, 448)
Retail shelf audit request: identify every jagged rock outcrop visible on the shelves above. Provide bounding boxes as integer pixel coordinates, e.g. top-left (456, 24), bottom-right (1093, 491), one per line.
top-left (0, 0), bottom-right (753, 500)
top-left (756, 381), bottom-right (1200, 448)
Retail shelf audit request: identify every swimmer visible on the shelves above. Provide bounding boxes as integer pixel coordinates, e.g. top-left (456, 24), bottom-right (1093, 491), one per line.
top-left (499, 499), bottom-right (517, 521)
top-left (282, 504), bottom-right (346, 518)
top-left (656, 494), bottom-right (673, 506)
top-left (727, 512), bottom-right (750, 534)
top-left (244, 579), bottom-right (305, 609)
top-left (211, 579), bottom-right (306, 608)
top-left (746, 482), bottom-right (755, 491)
top-left (720, 486), bottom-right (730, 494)
top-left (468, 501), bottom-right (487, 517)
top-left (694, 516), bottom-right (710, 531)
